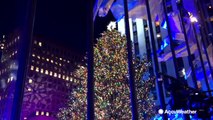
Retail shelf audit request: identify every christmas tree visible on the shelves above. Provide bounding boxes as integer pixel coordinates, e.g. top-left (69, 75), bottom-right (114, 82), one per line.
top-left (57, 29), bottom-right (156, 119)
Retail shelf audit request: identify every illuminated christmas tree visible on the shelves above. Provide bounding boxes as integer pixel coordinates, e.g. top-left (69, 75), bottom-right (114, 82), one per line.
top-left (57, 29), bottom-right (156, 119)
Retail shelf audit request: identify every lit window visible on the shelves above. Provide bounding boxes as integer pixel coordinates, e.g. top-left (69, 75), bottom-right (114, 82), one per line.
top-left (40, 68), bottom-right (44, 73)
top-left (38, 42), bottom-right (42, 47)
top-left (36, 67), bottom-right (39, 72)
top-left (59, 58), bottom-right (62, 60)
top-left (37, 56), bottom-right (40, 59)
top-left (67, 60), bottom-right (70, 63)
top-left (28, 88), bottom-right (32, 91)
top-left (29, 79), bottom-right (33, 83)
top-left (46, 112), bottom-right (49, 116)
top-left (54, 73), bottom-right (57, 77)
top-left (155, 21), bottom-right (160, 26)
top-left (34, 41), bottom-right (37, 44)
top-left (3, 35), bottom-right (5, 39)
top-left (17, 36), bottom-right (20, 39)
top-left (156, 34), bottom-right (161, 38)
top-left (62, 75), bottom-right (65, 79)
top-left (58, 74), bottom-right (61, 78)
top-left (10, 76), bottom-right (14, 81)
top-left (24, 117), bottom-right (27, 120)
top-left (51, 60), bottom-right (53, 63)
top-left (30, 66), bottom-right (34, 71)
top-left (46, 58), bottom-right (49, 62)
top-left (59, 63), bottom-right (62, 66)
top-left (41, 111), bottom-right (44, 115)
top-left (66, 76), bottom-right (69, 81)
top-left (32, 54), bottom-right (35, 57)
top-left (42, 57), bottom-right (44, 60)
top-left (55, 62), bottom-right (58, 65)
top-left (50, 71), bottom-right (53, 76)
top-left (45, 70), bottom-right (49, 75)
top-left (36, 111), bottom-right (39, 116)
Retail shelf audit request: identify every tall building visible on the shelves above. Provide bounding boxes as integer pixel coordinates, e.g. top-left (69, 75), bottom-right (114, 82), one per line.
top-left (0, 32), bottom-right (82, 120)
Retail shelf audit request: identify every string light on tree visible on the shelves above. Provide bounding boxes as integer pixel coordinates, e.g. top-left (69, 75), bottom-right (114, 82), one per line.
top-left (57, 29), bottom-right (156, 119)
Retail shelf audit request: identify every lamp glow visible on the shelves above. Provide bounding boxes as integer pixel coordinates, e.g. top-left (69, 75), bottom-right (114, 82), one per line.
top-left (190, 17), bottom-right (198, 23)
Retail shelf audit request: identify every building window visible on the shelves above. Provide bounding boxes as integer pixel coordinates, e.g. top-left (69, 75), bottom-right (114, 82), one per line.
top-left (29, 79), bottom-right (33, 83)
top-left (28, 88), bottom-right (32, 91)
top-left (30, 66), bottom-right (34, 71)
top-left (36, 67), bottom-right (39, 72)
top-left (66, 76), bottom-right (69, 81)
top-left (36, 111), bottom-right (39, 116)
top-left (50, 71), bottom-right (53, 76)
top-left (54, 73), bottom-right (57, 77)
top-left (41, 111), bottom-right (44, 115)
top-left (46, 112), bottom-right (49, 116)
top-left (62, 75), bottom-right (65, 80)
top-left (58, 74), bottom-right (61, 78)
top-left (38, 42), bottom-right (42, 47)
top-left (40, 68), bottom-right (44, 73)
top-left (45, 70), bottom-right (49, 75)
top-left (46, 58), bottom-right (49, 62)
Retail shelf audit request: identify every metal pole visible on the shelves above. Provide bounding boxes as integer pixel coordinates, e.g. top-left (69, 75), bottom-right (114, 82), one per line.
top-left (123, 0), bottom-right (138, 119)
top-left (199, 26), bottom-right (213, 82)
top-left (86, 0), bottom-right (95, 119)
top-left (162, 0), bottom-right (179, 79)
top-left (144, 0), bottom-right (167, 119)
top-left (193, 0), bottom-right (213, 86)
top-left (176, 1), bottom-right (198, 89)
top-left (11, 0), bottom-right (37, 119)
top-left (192, 23), bottom-right (212, 96)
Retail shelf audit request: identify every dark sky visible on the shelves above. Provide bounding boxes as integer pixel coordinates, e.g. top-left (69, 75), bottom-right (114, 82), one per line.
top-left (0, 0), bottom-right (115, 55)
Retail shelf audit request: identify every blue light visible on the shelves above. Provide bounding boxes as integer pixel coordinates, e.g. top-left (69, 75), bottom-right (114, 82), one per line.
top-left (161, 20), bottom-right (167, 29)
top-left (160, 37), bottom-right (169, 51)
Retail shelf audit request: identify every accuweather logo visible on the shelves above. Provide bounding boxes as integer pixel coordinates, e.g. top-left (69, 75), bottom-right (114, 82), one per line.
top-left (158, 109), bottom-right (197, 115)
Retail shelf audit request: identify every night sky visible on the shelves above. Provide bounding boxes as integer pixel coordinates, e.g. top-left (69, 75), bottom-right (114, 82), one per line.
top-left (0, 0), bottom-right (115, 55)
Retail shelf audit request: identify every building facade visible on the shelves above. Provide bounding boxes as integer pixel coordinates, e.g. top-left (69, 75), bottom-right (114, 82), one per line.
top-left (116, 0), bottom-right (213, 106)
top-left (0, 33), bottom-right (82, 120)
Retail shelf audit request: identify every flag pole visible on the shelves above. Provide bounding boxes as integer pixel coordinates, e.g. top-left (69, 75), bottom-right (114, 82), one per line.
top-left (123, 0), bottom-right (139, 119)
top-left (11, 0), bottom-right (37, 119)
top-left (86, 0), bottom-right (95, 119)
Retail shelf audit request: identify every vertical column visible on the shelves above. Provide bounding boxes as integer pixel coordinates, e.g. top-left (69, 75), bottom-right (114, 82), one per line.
top-left (86, 0), bottom-right (95, 119)
top-left (194, 0), bottom-right (213, 88)
top-left (144, 0), bottom-right (167, 119)
top-left (162, 0), bottom-right (179, 79)
top-left (11, 0), bottom-right (37, 119)
top-left (176, 0), bottom-right (198, 89)
top-left (123, 0), bottom-right (138, 119)
top-left (192, 22), bottom-right (212, 96)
